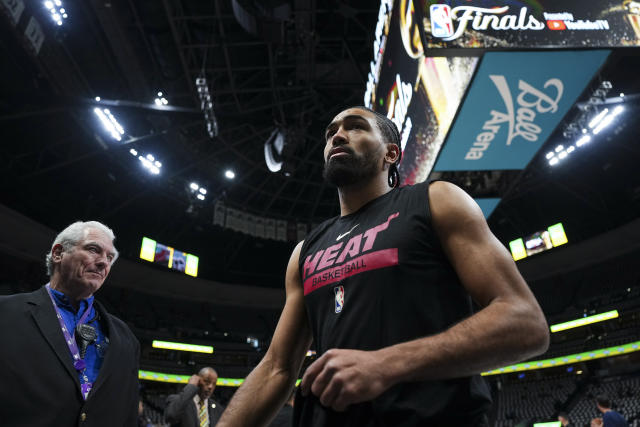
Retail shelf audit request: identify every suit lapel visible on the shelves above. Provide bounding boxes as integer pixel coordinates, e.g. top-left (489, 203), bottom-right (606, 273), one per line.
top-left (28, 287), bottom-right (81, 389)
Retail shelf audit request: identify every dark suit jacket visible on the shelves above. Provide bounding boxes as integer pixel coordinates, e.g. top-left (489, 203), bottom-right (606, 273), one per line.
top-left (165, 384), bottom-right (225, 427)
top-left (0, 286), bottom-right (140, 426)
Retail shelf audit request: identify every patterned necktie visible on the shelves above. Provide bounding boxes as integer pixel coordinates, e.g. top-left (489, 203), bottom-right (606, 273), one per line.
top-left (198, 399), bottom-right (209, 427)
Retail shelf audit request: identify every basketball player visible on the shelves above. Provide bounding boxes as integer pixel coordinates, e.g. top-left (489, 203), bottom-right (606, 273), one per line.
top-left (218, 107), bottom-right (549, 426)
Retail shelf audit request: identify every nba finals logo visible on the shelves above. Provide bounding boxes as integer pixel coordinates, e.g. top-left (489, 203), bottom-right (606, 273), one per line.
top-left (334, 285), bottom-right (345, 313)
top-left (430, 4), bottom-right (454, 38)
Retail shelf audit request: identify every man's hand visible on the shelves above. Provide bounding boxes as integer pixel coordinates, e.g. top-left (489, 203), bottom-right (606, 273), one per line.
top-left (188, 375), bottom-right (200, 387)
top-left (300, 349), bottom-right (389, 412)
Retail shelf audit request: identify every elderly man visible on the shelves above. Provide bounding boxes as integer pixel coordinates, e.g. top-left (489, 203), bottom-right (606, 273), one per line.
top-left (0, 221), bottom-right (139, 426)
top-left (165, 367), bottom-right (225, 426)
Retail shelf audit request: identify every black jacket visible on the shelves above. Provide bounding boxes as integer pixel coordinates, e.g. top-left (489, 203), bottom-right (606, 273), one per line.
top-left (165, 384), bottom-right (225, 427)
top-left (0, 286), bottom-right (140, 426)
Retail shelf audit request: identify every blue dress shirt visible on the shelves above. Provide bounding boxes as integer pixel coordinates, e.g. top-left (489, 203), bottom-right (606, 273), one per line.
top-left (49, 288), bottom-right (108, 387)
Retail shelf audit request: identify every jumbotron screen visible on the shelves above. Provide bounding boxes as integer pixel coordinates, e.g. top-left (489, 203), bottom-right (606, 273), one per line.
top-left (139, 237), bottom-right (199, 277)
top-left (509, 223), bottom-right (568, 261)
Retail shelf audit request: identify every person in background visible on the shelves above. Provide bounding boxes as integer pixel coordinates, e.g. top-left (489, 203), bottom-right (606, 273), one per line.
top-left (138, 399), bottom-right (153, 427)
top-left (596, 394), bottom-right (628, 427)
top-left (165, 367), bottom-right (225, 427)
top-left (558, 411), bottom-right (572, 427)
top-left (0, 221), bottom-right (139, 426)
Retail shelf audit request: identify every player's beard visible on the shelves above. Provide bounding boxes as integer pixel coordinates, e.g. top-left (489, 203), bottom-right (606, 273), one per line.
top-left (323, 147), bottom-right (381, 188)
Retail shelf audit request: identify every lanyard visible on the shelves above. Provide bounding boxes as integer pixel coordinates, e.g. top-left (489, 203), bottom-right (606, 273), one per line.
top-left (45, 284), bottom-right (95, 400)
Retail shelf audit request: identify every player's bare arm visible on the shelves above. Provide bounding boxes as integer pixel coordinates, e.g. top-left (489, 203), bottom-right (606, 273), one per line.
top-left (217, 242), bottom-right (313, 426)
top-left (301, 180), bottom-right (549, 411)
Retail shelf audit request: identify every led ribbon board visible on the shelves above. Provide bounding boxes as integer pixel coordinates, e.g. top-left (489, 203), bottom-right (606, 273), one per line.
top-left (138, 370), bottom-right (303, 387)
top-left (151, 340), bottom-right (213, 354)
top-left (434, 50), bottom-right (610, 171)
top-left (138, 371), bottom-right (242, 386)
top-left (482, 340), bottom-right (640, 376)
top-left (550, 310), bottom-right (619, 333)
top-left (533, 423), bottom-right (561, 427)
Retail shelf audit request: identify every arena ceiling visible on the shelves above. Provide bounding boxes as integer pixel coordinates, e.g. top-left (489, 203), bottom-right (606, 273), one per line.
top-left (1, 0), bottom-right (639, 288)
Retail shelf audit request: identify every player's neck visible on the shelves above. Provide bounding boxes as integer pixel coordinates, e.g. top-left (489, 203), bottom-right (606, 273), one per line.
top-left (337, 175), bottom-right (391, 216)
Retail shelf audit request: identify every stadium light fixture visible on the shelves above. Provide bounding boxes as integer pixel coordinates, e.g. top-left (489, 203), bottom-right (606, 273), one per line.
top-left (44, 0), bottom-right (67, 26)
top-left (225, 170), bottom-right (235, 180)
top-left (93, 108), bottom-right (125, 141)
top-left (196, 194), bottom-right (205, 201)
top-left (576, 135), bottom-right (591, 147)
top-left (588, 108), bottom-right (609, 129)
top-left (550, 310), bottom-right (619, 333)
top-left (152, 340), bottom-right (213, 354)
top-left (190, 182), bottom-right (199, 191)
top-left (593, 105), bottom-right (624, 135)
top-left (129, 148), bottom-right (137, 156)
top-left (138, 153), bottom-right (161, 175)
top-left (154, 91), bottom-right (169, 106)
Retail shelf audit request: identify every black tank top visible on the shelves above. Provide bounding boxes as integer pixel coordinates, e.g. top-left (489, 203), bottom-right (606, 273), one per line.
top-left (294, 181), bottom-right (491, 427)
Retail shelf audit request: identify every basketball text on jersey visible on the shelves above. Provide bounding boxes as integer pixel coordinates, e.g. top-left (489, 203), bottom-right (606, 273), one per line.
top-left (302, 212), bottom-right (399, 295)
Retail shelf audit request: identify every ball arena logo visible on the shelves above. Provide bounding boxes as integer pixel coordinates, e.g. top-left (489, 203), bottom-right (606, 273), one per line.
top-left (430, 5), bottom-right (545, 41)
top-left (465, 76), bottom-right (564, 160)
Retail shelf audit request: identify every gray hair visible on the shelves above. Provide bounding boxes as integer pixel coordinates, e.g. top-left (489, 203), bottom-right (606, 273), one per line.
top-left (45, 221), bottom-right (119, 276)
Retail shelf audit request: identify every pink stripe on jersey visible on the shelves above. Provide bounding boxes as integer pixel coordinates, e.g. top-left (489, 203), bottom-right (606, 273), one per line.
top-left (303, 248), bottom-right (398, 295)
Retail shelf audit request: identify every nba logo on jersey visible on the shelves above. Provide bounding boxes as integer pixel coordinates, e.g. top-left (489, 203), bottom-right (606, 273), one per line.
top-left (334, 285), bottom-right (345, 313)
top-left (430, 4), bottom-right (453, 38)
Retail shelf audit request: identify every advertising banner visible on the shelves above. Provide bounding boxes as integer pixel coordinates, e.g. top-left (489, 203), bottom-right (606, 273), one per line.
top-left (365, 0), bottom-right (478, 184)
top-left (422, 0), bottom-right (640, 49)
top-left (434, 50), bottom-right (610, 171)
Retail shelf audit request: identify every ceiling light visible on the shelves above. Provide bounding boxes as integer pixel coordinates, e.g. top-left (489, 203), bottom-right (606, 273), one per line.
top-left (588, 108), bottom-right (609, 128)
top-left (93, 107), bottom-right (124, 141)
top-left (225, 170), bottom-right (235, 180)
top-left (558, 151), bottom-right (567, 159)
top-left (198, 188), bottom-right (207, 195)
top-left (576, 135), bottom-right (591, 146)
top-left (190, 182), bottom-right (199, 191)
top-left (197, 194), bottom-right (205, 201)
top-left (138, 153), bottom-right (162, 175)
top-left (582, 128), bottom-right (587, 134)
top-left (555, 145), bottom-right (564, 153)
top-left (593, 115), bottom-right (615, 135)
top-left (620, 93), bottom-right (625, 97)
top-left (129, 148), bottom-right (138, 156)
top-left (549, 157), bottom-right (559, 166)
top-left (95, 96), bottom-right (101, 101)
top-left (567, 146), bottom-right (575, 153)
top-left (157, 91), bottom-right (163, 97)
top-left (545, 152), bottom-right (555, 160)
top-left (44, 1), bottom-right (53, 8)
top-left (612, 105), bottom-right (624, 115)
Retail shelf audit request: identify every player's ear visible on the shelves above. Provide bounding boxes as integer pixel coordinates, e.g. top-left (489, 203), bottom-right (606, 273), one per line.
top-left (384, 143), bottom-right (400, 165)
